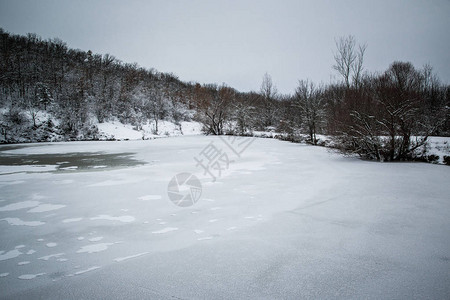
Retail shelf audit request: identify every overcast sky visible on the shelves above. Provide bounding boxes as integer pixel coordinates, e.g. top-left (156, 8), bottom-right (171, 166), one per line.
top-left (0, 0), bottom-right (449, 94)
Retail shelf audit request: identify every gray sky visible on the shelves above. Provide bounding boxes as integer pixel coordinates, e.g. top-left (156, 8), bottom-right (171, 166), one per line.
top-left (1, 0), bottom-right (449, 94)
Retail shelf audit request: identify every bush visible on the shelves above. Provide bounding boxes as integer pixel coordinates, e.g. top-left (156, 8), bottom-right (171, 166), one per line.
top-left (426, 154), bottom-right (439, 164)
top-left (443, 156), bottom-right (450, 166)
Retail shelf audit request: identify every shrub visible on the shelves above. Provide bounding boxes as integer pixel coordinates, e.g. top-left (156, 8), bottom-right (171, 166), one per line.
top-left (427, 154), bottom-right (439, 164)
top-left (443, 156), bottom-right (450, 166)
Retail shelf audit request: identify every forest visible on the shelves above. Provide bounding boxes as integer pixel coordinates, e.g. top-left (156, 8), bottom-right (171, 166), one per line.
top-left (1, 29), bottom-right (449, 161)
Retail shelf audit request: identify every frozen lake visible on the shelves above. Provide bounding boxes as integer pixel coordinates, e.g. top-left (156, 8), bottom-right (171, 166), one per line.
top-left (1, 136), bottom-right (449, 299)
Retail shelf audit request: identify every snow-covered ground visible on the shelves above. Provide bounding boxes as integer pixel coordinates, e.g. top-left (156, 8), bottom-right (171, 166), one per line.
top-left (0, 136), bottom-right (449, 299)
top-left (96, 120), bottom-right (203, 140)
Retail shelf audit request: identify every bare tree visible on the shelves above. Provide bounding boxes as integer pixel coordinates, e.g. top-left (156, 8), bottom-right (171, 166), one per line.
top-left (294, 80), bottom-right (326, 144)
top-left (352, 44), bottom-right (367, 89)
top-left (333, 35), bottom-right (367, 88)
top-left (196, 84), bottom-right (233, 135)
top-left (333, 62), bottom-right (443, 161)
top-left (259, 73), bottom-right (278, 128)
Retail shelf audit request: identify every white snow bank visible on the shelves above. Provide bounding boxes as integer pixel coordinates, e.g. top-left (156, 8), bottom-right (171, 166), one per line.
top-left (97, 122), bottom-right (143, 140)
top-left (96, 120), bottom-right (202, 141)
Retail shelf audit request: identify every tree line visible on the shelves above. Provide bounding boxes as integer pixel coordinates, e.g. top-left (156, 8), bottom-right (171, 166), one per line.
top-left (0, 30), bottom-right (448, 161)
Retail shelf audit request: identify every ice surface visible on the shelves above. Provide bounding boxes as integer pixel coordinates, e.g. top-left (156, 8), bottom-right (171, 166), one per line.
top-left (0, 136), bottom-right (449, 299)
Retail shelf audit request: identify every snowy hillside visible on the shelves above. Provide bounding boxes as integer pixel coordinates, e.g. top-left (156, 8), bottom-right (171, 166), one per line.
top-left (96, 120), bottom-right (203, 140)
top-left (0, 136), bottom-right (449, 299)
top-left (0, 106), bottom-right (203, 143)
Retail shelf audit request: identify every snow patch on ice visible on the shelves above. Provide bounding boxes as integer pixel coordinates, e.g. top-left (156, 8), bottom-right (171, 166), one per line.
top-left (76, 243), bottom-right (114, 254)
top-left (90, 215), bottom-right (135, 223)
top-left (28, 204), bottom-right (66, 213)
top-left (114, 252), bottom-right (149, 262)
top-left (62, 217), bottom-right (83, 223)
top-left (59, 166), bottom-right (78, 171)
top-left (18, 261), bottom-right (30, 265)
top-left (31, 193), bottom-right (47, 200)
top-left (67, 266), bottom-right (100, 276)
top-left (18, 273), bottom-right (45, 280)
top-left (152, 227), bottom-right (178, 234)
top-left (0, 218), bottom-right (45, 226)
top-left (0, 165), bottom-right (56, 174)
top-left (38, 253), bottom-right (65, 261)
top-left (88, 237), bottom-right (103, 242)
top-left (52, 179), bottom-right (74, 184)
top-left (138, 195), bottom-right (162, 201)
top-left (88, 178), bottom-right (143, 187)
top-left (0, 249), bottom-right (22, 261)
top-left (46, 243), bottom-right (57, 248)
top-left (0, 201), bottom-right (40, 211)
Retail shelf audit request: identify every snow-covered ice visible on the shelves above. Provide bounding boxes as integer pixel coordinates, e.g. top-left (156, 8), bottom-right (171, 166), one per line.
top-left (0, 201), bottom-right (40, 212)
top-left (18, 273), bottom-right (45, 280)
top-left (0, 218), bottom-right (45, 226)
top-left (90, 215), bottom-right (135, 223)
top-left (0, 136), bottom-right (449, 299)
top-left (76, 243), bottom-right (114, 254)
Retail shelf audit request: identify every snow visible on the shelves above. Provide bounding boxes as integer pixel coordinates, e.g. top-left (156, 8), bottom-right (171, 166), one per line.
top-left (137, 195), bottom-right (162, 201)
top-left (96, 122), bottom-right (143, 140)
top-left (0, 249), bottom-right (22, 261)
top-left (27, 204), bottom-right (66, 213)
top-left (0, 201), bottom-right (40, 212)
top-left (0, 165), bottom-right (58, 175)
top-left (18, 273), bottom-right (45, 280)
top-left (68, 266), bottom-right (100, 276)
top-left (90, 215), bottom-right (135, 223)
top-left (0, 136), bottom-right (449, 298)
top-left (96, 120), bottom-right (203, 141)
top-left (62, 217), bottom-right (83, 223)
top-left (151, 227), bottom-right (179, 234)
top-left (38, 253), bottom-right (64, 261)
top-left (113, 252), bottom-right (149, 263)
top-left (76, 243), bottom-right (114, 254)
top-left (0, 218), bottom-right (45, 226)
